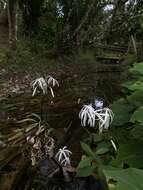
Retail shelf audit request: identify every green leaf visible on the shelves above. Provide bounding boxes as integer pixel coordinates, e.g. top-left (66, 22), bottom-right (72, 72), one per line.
top-left (131, 107), bottom-right (143, 124)
top-left (124, 81), bottom-right (143, 91)
top-left (80, 142), bottom-right (95, 158)
top-left (77, 157), bottom-right (92, 168)
top-left (130, 125), bottom-right (143, 140)
top-left (122, 81), bottom-right (135, 90)
top-left (111, 99), bottom-right (134, 126)
top-left (91, 133), bottom-right (103, 143)
top-left (96, 147), bottom-right (109, 155)
top-left (127, 90), bottom-right (143, 107)
top-left (76, 165), bottom-right (95, 177)
top-left (96, 142), bottom-right (109, 155)
top-left (113, 143), bottom-right (143, 168)
top-left (104, 167), bottom-right (143, 190)
top-left (130, 62), bottom-right (143, 75)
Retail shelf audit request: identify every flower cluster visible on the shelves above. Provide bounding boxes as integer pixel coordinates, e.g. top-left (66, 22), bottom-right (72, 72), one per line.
top-left (79, 104), bottom-right (96, 127)
top-left (31, 75), bottom-right (59, 97)
top-left (79, 100), bottom-right (114, 133)
top-left (55, 146), bottom-right (72, 166)
top-left (32, 77), bottom-right (47, 96)
top-left (95, 100), bottom-right (103, 109)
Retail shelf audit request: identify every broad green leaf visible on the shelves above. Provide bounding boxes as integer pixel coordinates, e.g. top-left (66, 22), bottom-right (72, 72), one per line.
top-left (91, 133), bottom-right (103, 143)
top-left (84, 133), bottom-right (103, 146)
top-left (111, 127), bottom-right (131, 144)
top-left (96, 142), bottom-right (109, 155)
top-left (96, 147), bottom-right (109, 155)
top-left (113, 143), bottom-right (143, 168)
top-left (130, 62), bottom-right (143, 75)
top-left (131, 106), bottom-right (143, 124)
top-left (80, 142), bottom-right (95, 158)
top-left (76, 165), bottom-right (95, 177)
top-left (130, 125), bottom-right (143, 140)
top-left (77, 157), bottom-right (92, 169)
top-left (122, 81), bottom-right (135, 90)
top-left (127, 90), bottom-right (143, 107)
top-left (104, 167), bottom-right (143, 190)
top-left (111, 99), bottom-right (134, 126)
top-left (126, 81), bottom-right (143, 91)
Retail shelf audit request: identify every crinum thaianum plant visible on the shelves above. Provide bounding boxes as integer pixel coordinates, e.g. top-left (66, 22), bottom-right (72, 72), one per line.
top-left (79, 100), bottom-right (114, 133)
top-left (32, 77), bottom-right (47, 96)
top-left (25, 75), bottom-right (59, 166)
top-left (31, 75), bottom-right (59, 97)
top-left (46, 75), bottom-right (59, 98)
top-left (76, 100), bottom-right (117, 179)
top-left (55, 146), bottom-right (72, 166)
top-left (78, 100), bottom-right (116, 161)
top-left (31, 75), bottom-right (59, 121)
top-left (55, 146), bottom-right (74, 182)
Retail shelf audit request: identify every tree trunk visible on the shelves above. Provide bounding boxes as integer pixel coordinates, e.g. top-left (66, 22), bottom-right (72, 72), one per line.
top-left (7, 0), bottom-right (18, 49)
top-left (72, 0), bottom-right (95, 38)
top-left (131, 35), bottom-right (137, 56)
top-left (106, 0), bottom-right (128, 44)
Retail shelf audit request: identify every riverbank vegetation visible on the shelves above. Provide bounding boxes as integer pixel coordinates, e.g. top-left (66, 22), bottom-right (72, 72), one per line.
top-left (0, 1), bottom-right (143, 190)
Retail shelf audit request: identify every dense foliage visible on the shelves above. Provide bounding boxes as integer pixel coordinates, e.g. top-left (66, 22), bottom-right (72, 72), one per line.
top-left (0, 0), bottom-right (142, 55)
top-left (74, 62), bottom-right (143, 189)
top-left (0, 1), bottom-right (143, 190)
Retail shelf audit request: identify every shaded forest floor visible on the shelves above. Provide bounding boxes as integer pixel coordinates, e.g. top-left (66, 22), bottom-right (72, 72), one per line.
top-left (0, 24), bottom-right (8, 48)
top-left (0, 38), bottom-right (136, 101)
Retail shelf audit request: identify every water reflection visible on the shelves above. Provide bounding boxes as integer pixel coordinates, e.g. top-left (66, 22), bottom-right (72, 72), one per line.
top-left (0, 65), bottom-right (123, 189)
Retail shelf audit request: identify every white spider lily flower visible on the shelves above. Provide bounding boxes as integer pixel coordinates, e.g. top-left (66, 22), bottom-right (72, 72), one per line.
top-left (96, 108), bottom-right (114, 133)
top-left (95, 100), bottom-right (103, 109)
top-left (79, 104), bottom-right (114, 132)
top-left (60, 157), bottom-right (71, 166)
top-left (55, 146), bottom-right (72, 166)
top-left (46, 75), bottom-right (59, 97)
top-left (31, 77), bottom-right (47, 96)
top-left (79, 104), bottom-right (96, 127)
top-left (49, 87), bottom-right (55, 98)
top-left (47, 75), bottom-right (59, 87)
top-left (110, 139), bottom-right (117, 152)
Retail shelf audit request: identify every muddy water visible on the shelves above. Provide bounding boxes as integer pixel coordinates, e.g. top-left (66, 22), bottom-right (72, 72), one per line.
top-left (0, 64), bottom-right (123, 189)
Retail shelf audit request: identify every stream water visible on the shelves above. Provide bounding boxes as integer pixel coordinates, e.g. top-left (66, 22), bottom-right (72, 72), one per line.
top-left (0, 63), bottom-right (124, 190)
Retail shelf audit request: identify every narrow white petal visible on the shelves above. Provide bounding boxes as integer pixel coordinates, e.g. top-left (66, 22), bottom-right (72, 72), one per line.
top-left (32, 86), bottom-right (38, 96)
top-left (49, 87), bottom-right (55, 97)
top-left (111, 140), bottom-right (117, 151)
